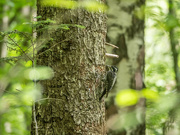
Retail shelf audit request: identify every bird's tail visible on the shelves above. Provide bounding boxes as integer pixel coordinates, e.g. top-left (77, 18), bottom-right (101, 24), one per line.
top-left (99, 89), bottom-right (106, 101)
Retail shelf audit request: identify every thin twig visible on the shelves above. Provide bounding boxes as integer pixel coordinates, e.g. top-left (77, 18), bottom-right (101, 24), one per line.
top-left (33, 102), bottom-right (39, 135)
top-left (16, 89), bottom-right (21, 92)
top-left (35, 98), bottom-right (64, 103)
top-left (105, 53), bottom-right (119, 58)
top-left (0, 56), bottom-right (24, 61)
top-left (37, 39), bottom-right (69, 56)
top-left (8, 35), bottom-right (33, 61)
top-left (105, 42), bottom-right (119, 49)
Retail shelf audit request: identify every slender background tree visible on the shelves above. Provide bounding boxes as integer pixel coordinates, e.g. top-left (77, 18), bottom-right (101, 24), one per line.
top-left (105, 0), bottom-right (145, 134)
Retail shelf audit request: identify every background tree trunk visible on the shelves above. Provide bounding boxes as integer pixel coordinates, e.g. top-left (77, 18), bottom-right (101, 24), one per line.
top-left (31, 1), bottom-right (107, 135)
top-left (163, 0), bottom-right (180, 134)
top-left (0, 3), bottom-right (8, 59)
top-left (106, 0), bottom-right (145, 134)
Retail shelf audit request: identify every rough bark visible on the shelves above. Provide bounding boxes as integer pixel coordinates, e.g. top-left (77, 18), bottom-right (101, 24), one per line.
top-left (106, 0), bottom-right (145, 134)
top-left (31, 1), bottom-right (107, 135)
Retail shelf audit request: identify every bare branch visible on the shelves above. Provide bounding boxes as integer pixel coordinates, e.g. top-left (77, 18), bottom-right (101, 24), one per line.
top-left (105, 53), bottom-right (119, 58)
top-left (105, 42), bottom-right (119, 49)
top-left (37, 39), bottom-right (69, 56)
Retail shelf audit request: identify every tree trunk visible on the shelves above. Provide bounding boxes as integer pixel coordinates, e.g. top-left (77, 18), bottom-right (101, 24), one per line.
top-left (0, 3), bottom-right (8, 59)
top-left (31, 1), bottom-right (107, 135)
top-left (106, 0), bottom-right (145, 134)
top-left (163, 0), bottom-right (180, 134)
top-left (168, 0), bottom-right (180, 91)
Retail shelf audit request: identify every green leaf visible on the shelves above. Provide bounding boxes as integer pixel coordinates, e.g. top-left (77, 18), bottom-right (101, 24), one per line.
top-left (81, 1), bottom-right (107, 12)
top-left (74, 24), bottom-right (86, 29)
top-left (59, 25), bottom-right (70, 30)
top-left (24, 67), bottom-right (54, 81)
top-left (40, 0), bottom-right (107, 12)
top-left (141, 89), bottom-right (159, 101)
top-left (33, 16), bottom-right (42, 19)
top-left (23, 22), bottom-right (33, 25)
top-left (21, 83), bottom-right (42, 104)
top-left (41, 0), bottom-right (77, 9)
top-left (115, 89), bottom-right (139, 107)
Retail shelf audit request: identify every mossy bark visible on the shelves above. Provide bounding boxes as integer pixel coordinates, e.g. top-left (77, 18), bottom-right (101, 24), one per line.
top-left (31, 1), bottom-right (107, 135)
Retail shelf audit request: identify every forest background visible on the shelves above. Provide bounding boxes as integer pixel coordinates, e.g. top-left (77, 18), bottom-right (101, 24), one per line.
top-left (0, 0), bottom-right (180, 135)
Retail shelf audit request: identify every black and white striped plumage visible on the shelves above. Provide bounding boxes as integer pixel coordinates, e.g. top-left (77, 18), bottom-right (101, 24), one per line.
top-left (99, 66), bottom-right (118, 101)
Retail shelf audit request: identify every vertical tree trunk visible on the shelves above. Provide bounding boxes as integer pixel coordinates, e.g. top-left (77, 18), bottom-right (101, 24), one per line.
top-left (0, 2), bottom-right (8, 134)
top-left (0, 3), bottom-right (8, 58)
top-left (31, 1), bottom-right (107, 135)
top-left (163, 0), bottom-right (180, 134)
top-left (0, 2), bottom-right (3, 58)
top-left (168, 0), bottom-right (180, 91)
top-left (106, 0), bottom-right (145, 134)
top-left (0, 3), bottom-right (3, 132)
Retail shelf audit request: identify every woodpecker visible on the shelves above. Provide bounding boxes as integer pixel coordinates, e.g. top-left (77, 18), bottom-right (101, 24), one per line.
top-left (99, 66), bottom-right (118, 101)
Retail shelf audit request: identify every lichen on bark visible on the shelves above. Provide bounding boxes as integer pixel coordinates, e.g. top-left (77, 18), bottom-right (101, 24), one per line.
top-left (31, 1), bottom-right (107, 135)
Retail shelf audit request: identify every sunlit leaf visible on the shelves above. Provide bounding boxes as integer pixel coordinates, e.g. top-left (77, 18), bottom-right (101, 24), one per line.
top-left (23, 22), bottom-right (33, 25)
top-left (59, 25), bottom-right (70, 30)
top-left (24, 67), bottom-right (54, 81)
top-left (74, 24), bottom-right (86, 29)
top-left (40, 0), bottom-right (107, 12)
top-left (141, 89), bottom-right (159, 101)
top-left (81, 1), bottom-right (107, 12)
top-left (24, 60), bottom-right (32, 67)
top-left (33, 16), bottom-right (42, 19)
top-left (115, 89), bottom-right (139, 107)
top-left (21, 84), bottom-right (42, 104)
top-left (41, 0), bottom-right (78, 9)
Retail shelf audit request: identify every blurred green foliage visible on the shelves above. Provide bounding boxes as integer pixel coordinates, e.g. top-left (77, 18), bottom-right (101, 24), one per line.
top-left (0, 0), bottom-right (53, 135)
top-left (115, 89), bottom-right (159, 107)
top-left (41, 0), bottom-right (107, 12)
top-left (145, 0), bottom-right (180, 134)
top-left (0, 0), bottom-right (180, 134)
top-left (116, 89), bottom-right (139, 107)
top-left (0, 63), bottom-right (53, 135)
top-left (0, 0), bottom-right (103, 134)
top-left (115, 0), bottom-right (180, 134)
